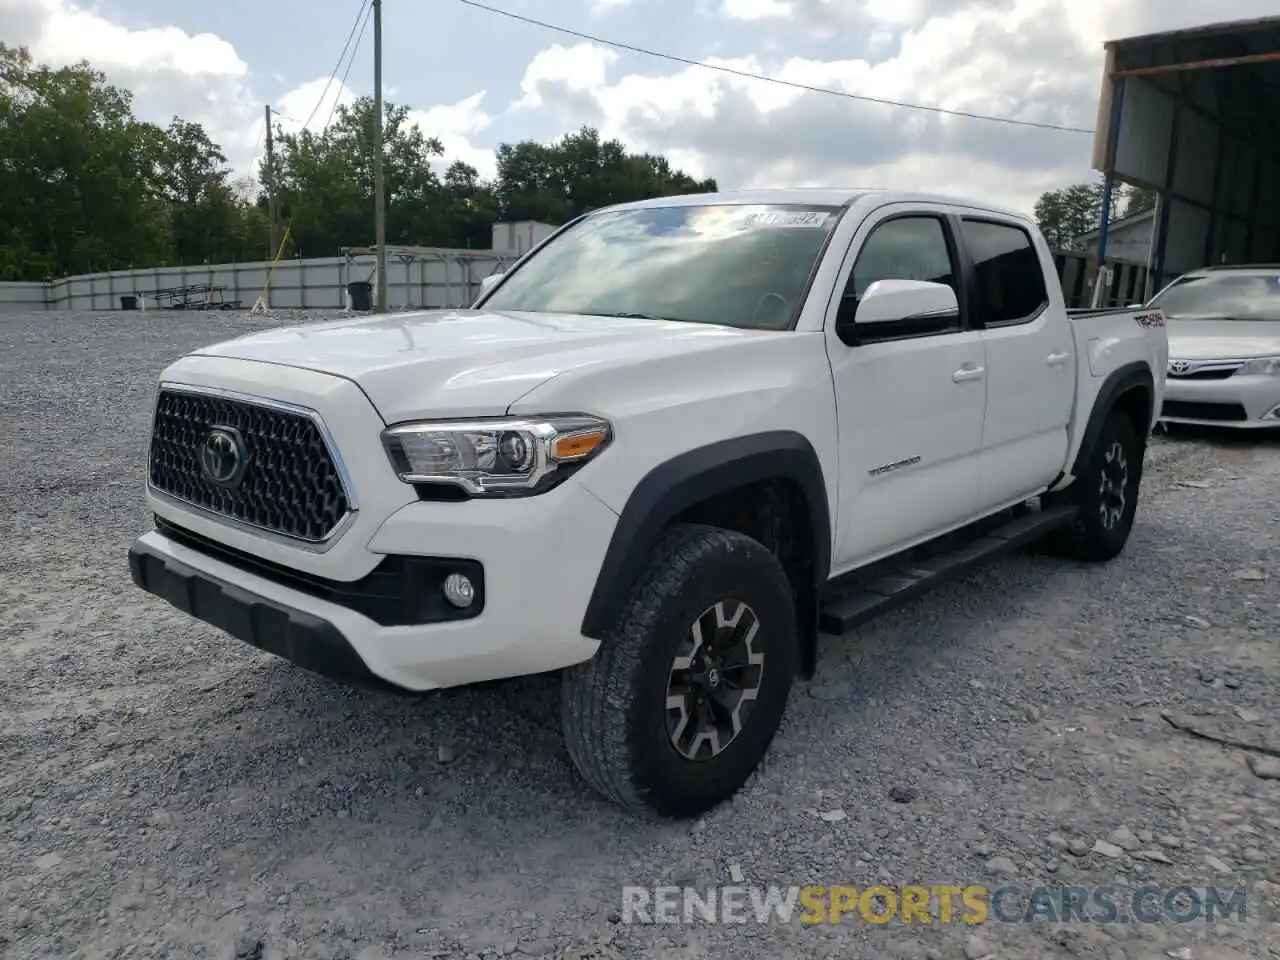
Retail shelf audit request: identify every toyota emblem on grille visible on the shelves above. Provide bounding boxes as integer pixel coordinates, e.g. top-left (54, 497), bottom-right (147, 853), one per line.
top-left (1170, 360), bottom-right (1191, 375)
top-left (199, 426), bottom-right (248, 488)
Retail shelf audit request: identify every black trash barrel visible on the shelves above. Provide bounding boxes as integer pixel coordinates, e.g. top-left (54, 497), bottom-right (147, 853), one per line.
top-left (347, 281), bottom-right (373, 311)
top-left (120, 295), bottom-right (138, 310)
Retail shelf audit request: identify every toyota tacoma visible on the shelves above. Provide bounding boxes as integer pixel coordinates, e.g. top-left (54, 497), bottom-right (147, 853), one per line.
top-left (129, 189), bottom-right (1168, 817)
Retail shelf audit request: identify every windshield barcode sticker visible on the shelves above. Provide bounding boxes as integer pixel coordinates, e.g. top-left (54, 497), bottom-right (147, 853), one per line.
top-left (739, 211), bottom-right (830, 229)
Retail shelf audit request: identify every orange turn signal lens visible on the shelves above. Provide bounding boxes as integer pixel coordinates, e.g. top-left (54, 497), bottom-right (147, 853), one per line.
top-left (553, 428), bottom-right (608, 462)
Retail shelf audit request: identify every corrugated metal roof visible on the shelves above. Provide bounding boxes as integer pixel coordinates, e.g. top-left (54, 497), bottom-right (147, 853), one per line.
top-left (1105, 15), bottom-right (1280, 50)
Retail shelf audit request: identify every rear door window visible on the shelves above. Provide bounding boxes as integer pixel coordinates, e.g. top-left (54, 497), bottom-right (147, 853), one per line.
top-left (960, 219), bottom-right (1048, 326)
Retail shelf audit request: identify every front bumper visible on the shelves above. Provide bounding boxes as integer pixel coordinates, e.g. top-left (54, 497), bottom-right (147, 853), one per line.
top-left (129, 538), bottom-right (389, 688)
top-left (1159, 373), bottom-right (1280, 428)
top-left (129, 477), bottom-right (619, 691)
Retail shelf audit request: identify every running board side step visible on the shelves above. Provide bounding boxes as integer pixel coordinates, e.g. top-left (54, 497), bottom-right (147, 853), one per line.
top-left (817, 503), bottom-right (1079, 635)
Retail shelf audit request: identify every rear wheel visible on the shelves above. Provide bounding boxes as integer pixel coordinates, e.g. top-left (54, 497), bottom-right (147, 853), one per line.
top-left (1043, 409), bottom-right (1144, 562)
top-left (561, 523), bottom-right (798, 817)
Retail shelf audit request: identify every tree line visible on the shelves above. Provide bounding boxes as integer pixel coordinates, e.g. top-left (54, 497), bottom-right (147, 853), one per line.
top-left (0, 44), bottom-right (717, 281)
top-left (1034, 177), bottom-right (1157, 252)
top-left (2, 41), bottom-right (1167, 284)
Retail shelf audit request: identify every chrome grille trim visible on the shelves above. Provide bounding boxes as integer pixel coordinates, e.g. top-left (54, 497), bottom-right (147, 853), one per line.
top-left (1166, 358), bottom-right (1247, 380)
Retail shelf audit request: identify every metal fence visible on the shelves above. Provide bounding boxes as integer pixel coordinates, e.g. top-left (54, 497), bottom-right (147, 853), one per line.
top-left (0, 249), bottom-right (518, 313)
top-left (1053, 251), bottom-right (1152, 308)
top-left (0, 246), bottom-right (1152, 314)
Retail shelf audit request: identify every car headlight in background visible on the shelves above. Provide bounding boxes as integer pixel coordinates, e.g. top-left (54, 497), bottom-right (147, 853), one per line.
top-left (382, 415), bottom-right (612, 497)
top-left (1239, 356), bottom-right (1280, 376)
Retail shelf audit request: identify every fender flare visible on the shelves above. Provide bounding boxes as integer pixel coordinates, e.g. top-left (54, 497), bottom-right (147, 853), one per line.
top-left (1069, 360), bottom-right (1154, 478)
top-left (580, 431), bottom-right (832, 639)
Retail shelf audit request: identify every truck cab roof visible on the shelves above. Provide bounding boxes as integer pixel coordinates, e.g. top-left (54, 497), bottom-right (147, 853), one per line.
top-left (588, 187), bottom-right (1033, 226)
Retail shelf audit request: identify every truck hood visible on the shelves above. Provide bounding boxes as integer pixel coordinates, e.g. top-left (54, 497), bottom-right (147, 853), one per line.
top-left (193, 308), bottom-right (775, 422)
top-left (1165, 318), bottom-right (1280, 361)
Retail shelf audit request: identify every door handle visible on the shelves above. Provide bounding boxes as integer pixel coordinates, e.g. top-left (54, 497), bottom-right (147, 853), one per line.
top-left (1047, 351), bottom-right (1070, 366)
top-left (952, 365), bottom-right (985, 383)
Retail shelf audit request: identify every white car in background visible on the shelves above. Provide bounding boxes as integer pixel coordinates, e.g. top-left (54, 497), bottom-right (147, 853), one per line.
top-left (1150, 265), bottom-right (1280, 428)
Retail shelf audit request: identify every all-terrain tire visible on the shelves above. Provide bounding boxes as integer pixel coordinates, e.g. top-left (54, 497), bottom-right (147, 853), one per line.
top-left (561, 523), bottom-right (798, 818)
top-left (1042, 409), bottom-right (1144, 562)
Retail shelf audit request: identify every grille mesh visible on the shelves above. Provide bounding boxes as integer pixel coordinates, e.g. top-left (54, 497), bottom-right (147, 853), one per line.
top-left (148, 389), bottom-right (351, 542)
top-left (1167, 365), bottom-right (1241, 381)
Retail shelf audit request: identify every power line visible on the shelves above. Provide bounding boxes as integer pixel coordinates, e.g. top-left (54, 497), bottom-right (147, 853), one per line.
top-left (324, 0), bottom-right (373, 131)
top-left (301, 0), bottom-right (372, 132)
top-left (453, 0), bottom-right (1094, 135)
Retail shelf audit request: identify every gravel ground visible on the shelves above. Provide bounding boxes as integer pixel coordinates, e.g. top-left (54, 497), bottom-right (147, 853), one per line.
top-left (1, 310), bottom-right (1278, 960)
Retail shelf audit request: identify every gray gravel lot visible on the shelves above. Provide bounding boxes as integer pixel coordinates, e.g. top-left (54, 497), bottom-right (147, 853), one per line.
top-left (1, 310), bottom-right (1278, 960)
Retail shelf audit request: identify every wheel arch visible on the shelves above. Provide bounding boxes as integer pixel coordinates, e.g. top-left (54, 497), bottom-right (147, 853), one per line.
top-left (580, 431), bottom-right (832, 675)
top-left (1070, 361), bottom-right (1154, 479)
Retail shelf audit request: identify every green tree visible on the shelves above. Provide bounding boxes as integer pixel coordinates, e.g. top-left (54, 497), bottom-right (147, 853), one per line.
top-left (1034, 181), bottom-right (1105, 251)
top-left (270, 95), bottom-right (478, 255)
top-left (0, 46), bottom-right (725, 279)
top-left (1123, 185), bottom-right (1157, 217)
top-left (439, 160), bottom-right (499, 249)
top-left (493, 127), bottom-right (716, 225)
top-left (1034, 178), bottom-right (1155, 252)
top-left (0, 43), bottom-right (172, 277)
top-left (159, 118), bottom-right (259, 264)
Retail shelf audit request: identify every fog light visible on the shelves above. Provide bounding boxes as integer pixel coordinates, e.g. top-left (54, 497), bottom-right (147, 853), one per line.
top-left (442, 572), bottom-right (475, 608)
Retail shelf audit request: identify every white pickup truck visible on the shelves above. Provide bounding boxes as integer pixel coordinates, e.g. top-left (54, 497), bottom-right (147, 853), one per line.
top-left (129, 189), bottom-right (1168, 817)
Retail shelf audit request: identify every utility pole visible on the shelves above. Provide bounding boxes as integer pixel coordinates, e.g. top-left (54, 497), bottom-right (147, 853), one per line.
top-left (372, 0), bottom-right (388, 313)
top-left (264, 104), bottom-right (278, 262)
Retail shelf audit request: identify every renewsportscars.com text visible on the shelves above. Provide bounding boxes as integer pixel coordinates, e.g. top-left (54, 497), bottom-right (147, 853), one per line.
top-left (621, 884), bottom-right (1248, 926)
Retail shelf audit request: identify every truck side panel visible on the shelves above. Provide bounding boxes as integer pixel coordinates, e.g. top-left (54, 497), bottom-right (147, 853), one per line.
top-left (1054, 309), bottom-right (1168, 490)
top-left (507, 330), bottom-right (842, 546)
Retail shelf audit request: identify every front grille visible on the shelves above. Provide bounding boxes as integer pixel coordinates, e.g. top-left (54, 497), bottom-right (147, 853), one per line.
top-left (1161, 400), bottom-right (1248, 422)
top-left (1167, 364), bottom-right (1241, 380)
top-left (148, 388), bottom-right (352, 542)
top-left (1168, 369), bottom-right (1239, 380)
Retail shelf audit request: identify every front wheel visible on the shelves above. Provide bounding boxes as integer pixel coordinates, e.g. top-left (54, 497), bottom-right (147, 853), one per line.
top-left (561, 523), bottom-right (798, 818)
top-left (1043, 409), bottom-right (1144, 562)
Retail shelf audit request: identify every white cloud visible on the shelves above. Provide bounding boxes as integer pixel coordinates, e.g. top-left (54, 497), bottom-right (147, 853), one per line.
top-left (5, 0), bottom-right (497, 183)
top-left (267, 78), bottom-right (497, 179)
top-left (409, 92), bottom-right (498, 179)
top-left (514, 43), bottom-right (617, 110)
top-left (20, 0), bottom-right (247, 76)
top-left (6, 0), bottom-right (1280, 225)
top-left (8, 0), bottom-right (261, 162)
top-left (509, 15), bottom-right (1097, 213)
top-left (720, 0), bottom-right (792, 20)
top-left (273, 77), bottom-right (356, 135)
top-left (508, 0), bottom-right (1280, 214)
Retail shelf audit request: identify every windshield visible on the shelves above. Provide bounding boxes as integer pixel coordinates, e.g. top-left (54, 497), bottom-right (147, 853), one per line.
top-left (479, 203), bottom-right (842, 330)
top-left (1148, 272), bottom-right (1280, 321)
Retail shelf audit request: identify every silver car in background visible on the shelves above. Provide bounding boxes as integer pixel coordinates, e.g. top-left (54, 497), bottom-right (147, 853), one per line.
top-left (1148, 265), bottom-right (1280, 428)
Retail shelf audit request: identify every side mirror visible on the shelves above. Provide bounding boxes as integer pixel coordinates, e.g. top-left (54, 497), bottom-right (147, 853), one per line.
top-left (837, 279), bottom-right (959, 344)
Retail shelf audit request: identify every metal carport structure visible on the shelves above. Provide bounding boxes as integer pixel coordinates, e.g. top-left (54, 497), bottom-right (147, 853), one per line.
top-left (1091, 16), bottom-right (1280, 301)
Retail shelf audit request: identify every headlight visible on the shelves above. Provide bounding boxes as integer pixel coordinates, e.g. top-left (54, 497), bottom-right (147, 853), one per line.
top-left (381, 415), bottom-right (612, 497)
top-left (1239, 356), bottom-right (1280, 376)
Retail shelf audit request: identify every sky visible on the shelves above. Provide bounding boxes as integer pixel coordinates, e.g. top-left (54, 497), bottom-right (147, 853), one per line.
top-left (3, 0), bottom-right (1278, 217)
